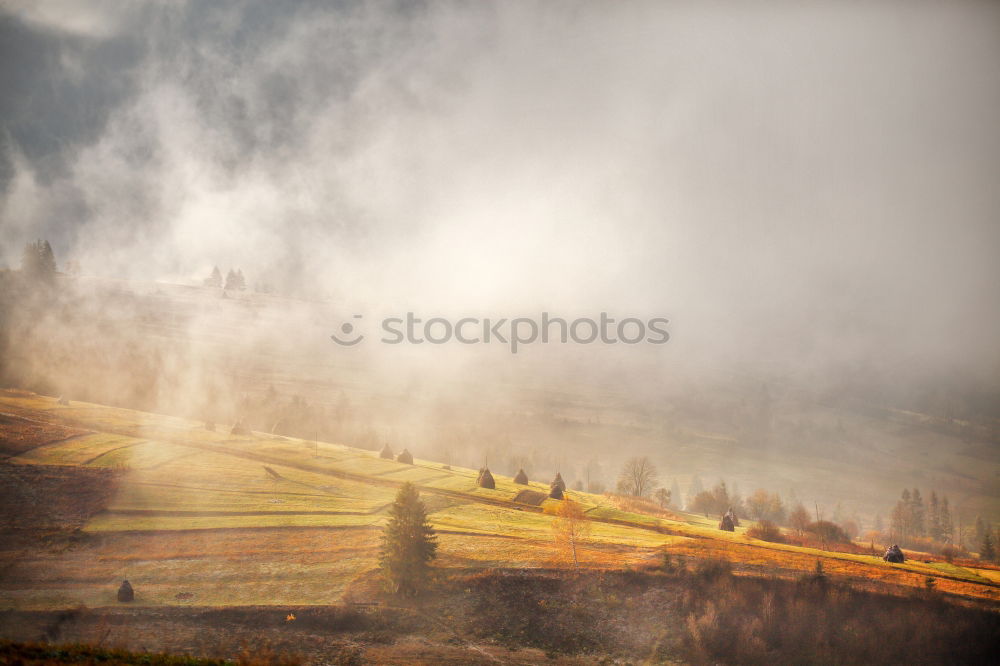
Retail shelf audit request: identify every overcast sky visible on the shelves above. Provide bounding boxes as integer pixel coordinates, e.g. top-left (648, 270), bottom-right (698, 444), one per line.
top-left (2, 0), bottom-right (999, 382)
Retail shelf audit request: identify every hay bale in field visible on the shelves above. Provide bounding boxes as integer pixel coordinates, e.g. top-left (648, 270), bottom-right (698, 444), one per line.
top-left (379, 443), bottom-right (394, 459)
top-left (396, 448), bottom-right (413, 464)
top-left (719, 512), bottom-right (736, 531)
top-left (513, 468), bottom-right (529, 485)
top-left (549, 481), bottom-right (564, 500)
top-left (552, 472), bottom-right (566, 492)
top-left (477, 467), bottom-right (496, 489)
top-left (513, 489), bottom-right (548, 506)
top-left (117, 579), bottom-right (134, 602)
top-left (230, 419), bottom-right (251, 436)
top-left (883, 544), bottom-right (905, 563)
top-left (726, 507), bottom-right (740, 527)
top-left (56, 396), bottom-right (70, 406)
top-left (720, 507), bottom-right (740, 532)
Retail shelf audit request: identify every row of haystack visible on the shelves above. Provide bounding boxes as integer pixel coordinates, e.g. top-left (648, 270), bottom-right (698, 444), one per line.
top-left (378, 443), bottom-right (413, 464)
top-left (476, 466), bottom-right (568, 500)
top-left (314, 434), bottom-right (572, 500)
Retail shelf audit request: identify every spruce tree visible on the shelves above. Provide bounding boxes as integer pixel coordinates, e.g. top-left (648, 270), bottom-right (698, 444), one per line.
top-left (940, 497), bottom-right (953, 544)
top-left (981, 529), bottom-right (996, 563)
top-left (911, 488), bottom-right (925, 537)
top-left (380, 482), bottom-right (437, 596)
top-left (20, 239), bottom-right (56, 282)
top-left (928, 491), bottom-right (941, 542)
top-left (205, 266), bottom-right (222, 287)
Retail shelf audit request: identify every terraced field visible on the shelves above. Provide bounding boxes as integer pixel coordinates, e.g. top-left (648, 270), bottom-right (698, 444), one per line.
top-left (1, 389), bottom-right (998, 610)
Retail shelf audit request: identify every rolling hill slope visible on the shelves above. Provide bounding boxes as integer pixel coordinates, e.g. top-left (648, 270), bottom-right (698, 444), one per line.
top-left (1, 389), bottom-right (999, 610)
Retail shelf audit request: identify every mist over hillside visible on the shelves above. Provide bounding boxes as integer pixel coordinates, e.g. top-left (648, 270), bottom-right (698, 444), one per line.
top-left (2, 1), bottom-right (1000, 525)
top-left (3, 4), bottom-right (1000, 663)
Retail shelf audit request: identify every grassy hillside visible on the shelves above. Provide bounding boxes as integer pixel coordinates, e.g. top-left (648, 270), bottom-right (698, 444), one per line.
top-left (1, 389), bottom-right (999, 612)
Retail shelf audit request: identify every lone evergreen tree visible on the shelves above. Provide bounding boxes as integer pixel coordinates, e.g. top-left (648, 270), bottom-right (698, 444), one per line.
top-left (380, 482), bottom-right (437, 596)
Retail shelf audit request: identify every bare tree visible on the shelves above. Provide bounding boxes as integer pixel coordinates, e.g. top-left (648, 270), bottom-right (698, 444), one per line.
top-left (789, 503), bottom-right (811, 536)
top-left (551, 498), bottom-right (589, 568)
top-left (616, 456), bottom-right (658, 498)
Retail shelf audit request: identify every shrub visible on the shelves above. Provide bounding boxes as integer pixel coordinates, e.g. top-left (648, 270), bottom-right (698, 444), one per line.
top-left (746, 519), bottom-right (784, 543)
top-left (806, 520), bottom-right (851, 543)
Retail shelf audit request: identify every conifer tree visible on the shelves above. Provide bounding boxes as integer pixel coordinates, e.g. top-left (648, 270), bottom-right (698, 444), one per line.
top-left (940, 497), bottom-right (954, 544)
top-left (981, 529), bottom-right (996, 563)
top-left (205, 266), bottom-right (223, 287)
top-left (670, 478), bottom-right (681, 509)
top-left (911, 488), bottom-right (925, 537)
top-left (380, 482), bottom-right (437, 596)
top-left (928, 491), bottom-right (941, 542)
top-left (20, 239), bottom-right (56, 282)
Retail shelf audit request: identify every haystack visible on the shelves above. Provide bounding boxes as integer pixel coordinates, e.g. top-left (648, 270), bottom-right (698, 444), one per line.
top-left (549, 482), bottom-right (564, 500)
top-left (379, 443), bottom-right (394, 459)
top-left (726, 507), bottom-right (740, 527)
top-left (477, 467), bottom-right (496, 489)
top-left (513, 489), bottom-right (547, 506)
top-left (396, 448), bottom-right (413, 464)
top-left (726, 507), bottom-right (741, 527)
top-left (883, 544), bottom-right (905, 563)
top-left (552, 472), bottom-right (566, 492)
top-left (117, 579), bottom-right (134, 602)
top-left (718, 512), bottom-right (735, 531)
top-left (230, 419), bottom-right (251, 436)
top-left (57, 396), bottom-right (70, 406)
top-left (513, 468), bottom-right (529, 485)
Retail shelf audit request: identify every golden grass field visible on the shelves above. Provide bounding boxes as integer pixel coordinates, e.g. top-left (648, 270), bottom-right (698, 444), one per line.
top-left (1, 389), bottom-right (998, 610)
